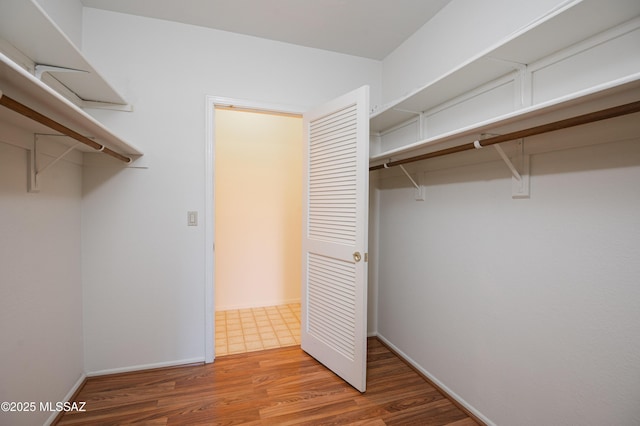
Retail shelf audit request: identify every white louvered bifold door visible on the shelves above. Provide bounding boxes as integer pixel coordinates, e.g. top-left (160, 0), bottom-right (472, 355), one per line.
top-left (301, 86), bottom-right (369, 392)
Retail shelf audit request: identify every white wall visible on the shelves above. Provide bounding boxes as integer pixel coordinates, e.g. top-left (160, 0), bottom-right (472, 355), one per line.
top-left (80, 8), bottom-right (381, 373)
top-left (0, 136), bottom-right (84, 426)
top-left (381, 0), bottom-right (572, 105)
top-left (0, 4), bottom-right (85, 425)
top-left (35, 0), bottom-right (84, 49)
top-left (375, 135), bottom-right (640, 426)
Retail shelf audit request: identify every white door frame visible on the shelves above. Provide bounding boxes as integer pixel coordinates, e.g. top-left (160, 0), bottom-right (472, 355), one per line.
top-left (204, 95), bottom-right (305, 363)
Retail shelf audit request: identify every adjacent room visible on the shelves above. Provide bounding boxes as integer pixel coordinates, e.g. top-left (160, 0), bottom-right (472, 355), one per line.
top-left (1, 0), bottom-right (639, 425)
top-left (213, 107), bottom-right (303, 356)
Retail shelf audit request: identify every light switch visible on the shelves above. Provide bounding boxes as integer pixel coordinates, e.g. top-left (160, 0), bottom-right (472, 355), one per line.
top-left (187, 211), bottom-right (198, 226)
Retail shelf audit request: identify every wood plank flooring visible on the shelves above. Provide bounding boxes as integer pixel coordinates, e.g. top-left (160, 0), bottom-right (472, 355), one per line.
top-left (57, 338), bottom-right (478, 425)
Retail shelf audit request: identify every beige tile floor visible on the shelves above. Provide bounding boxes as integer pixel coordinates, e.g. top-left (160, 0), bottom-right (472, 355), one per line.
top-left (215, 303), bottom-right (301, 356)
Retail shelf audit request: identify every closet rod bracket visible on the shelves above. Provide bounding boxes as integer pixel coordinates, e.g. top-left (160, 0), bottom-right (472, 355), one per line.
top-left (28, 135), bottom-right (81, 193)
top-left (493, 144), bottom-right (522, 182)
top-left (510, 140), bottom-right (530, 199)
top-left (27, 147), bottom-right (38, 193)
top-left (398, 164), bottom-right (424, 201)
top-left (496, 140), bottom-right (530, 199)
top-left (476, 134), bottom-right (530, 198)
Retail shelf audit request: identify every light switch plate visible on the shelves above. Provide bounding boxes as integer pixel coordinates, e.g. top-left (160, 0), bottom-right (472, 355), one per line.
top-left (188, 211), bottom-right (198, 226)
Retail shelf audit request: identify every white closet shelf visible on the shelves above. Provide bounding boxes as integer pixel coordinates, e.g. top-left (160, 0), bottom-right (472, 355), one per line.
top-left (0, 52), bottom-right (142, 159)
top-left (370, 0), bottom-right (640, 134)
top-left (369, 73), bottom-right (640, 167)
top-left (0, 0), bottom-right (128, 107)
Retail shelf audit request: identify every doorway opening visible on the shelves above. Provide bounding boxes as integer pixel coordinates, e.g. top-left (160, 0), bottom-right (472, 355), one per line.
top-left (211, 104), bottom-right (304, 357)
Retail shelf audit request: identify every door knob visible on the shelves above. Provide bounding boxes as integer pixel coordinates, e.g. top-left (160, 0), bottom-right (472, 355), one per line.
top-left (353, 251), bottom-right (362, 262)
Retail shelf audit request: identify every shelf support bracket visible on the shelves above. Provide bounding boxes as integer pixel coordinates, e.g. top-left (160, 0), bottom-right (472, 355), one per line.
top-left (398, 165), bottom-right (424, 201)
top-left (495, 141), bottom-right (530, 199)
top-left (35, 64), bottom-right (87, 80)
top-left (27, 147), bottom-right (38, 193)
top-left (38, 143), bottom-right (80, 176)
top-left (493, 144), bottom-right (522, 182)
top-left (28, 136), bottom-right (81, 193)
top-left (475, 136), bottom-right (530, 199)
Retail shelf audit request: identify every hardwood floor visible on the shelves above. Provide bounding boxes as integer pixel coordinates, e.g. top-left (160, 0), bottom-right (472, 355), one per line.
top-left (57, 338), bottom-right (479, 425)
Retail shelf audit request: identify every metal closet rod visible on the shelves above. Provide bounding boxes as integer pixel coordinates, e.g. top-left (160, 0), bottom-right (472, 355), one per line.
top-left (0, 93), bottom-right (132, 163)
top-left (370, 99), bottom-right (640, 171)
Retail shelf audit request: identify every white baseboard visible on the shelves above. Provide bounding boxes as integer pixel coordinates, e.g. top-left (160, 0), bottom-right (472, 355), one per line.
top-left (86, 357), bottom-right (205, 377)
top-left (375, 333), bottom-right (495, 426)
top-left (215, 298), bottom-right (301, 312)
top-left (43, 372), bottom-right (87, 426)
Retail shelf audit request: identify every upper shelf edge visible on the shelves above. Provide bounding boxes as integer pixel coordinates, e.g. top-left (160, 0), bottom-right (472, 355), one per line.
top-left (370, 73), bottom-right (640, 165)
top-left (370, 0), bottom-right (640, 134)
top-left (0, 0), bottom-right (128, 106)
top-left (0, 52), bottom-right (143, 156)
